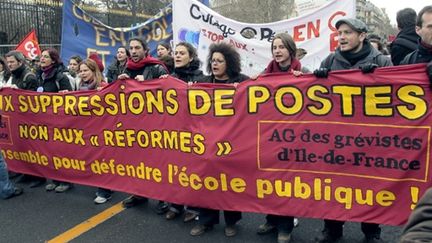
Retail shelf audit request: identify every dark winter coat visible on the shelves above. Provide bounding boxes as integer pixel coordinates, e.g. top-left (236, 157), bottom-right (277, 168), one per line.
top-left (126, 64), bottom-right (167, 80)
top-left (10, 64), bottom-right (38, 91)
top-left (319, 42), bottom-right (392, 70)
top-left (37, 65), bottom-right (73, 92)
top-left (400, 43), bottom-right (432, 65)
top-left (106, 60), bottom-right (127, 83)
top-left (400, 188), bottom-right (432, 243)
top-left (390, 26), bottom-right (419, 66)
top-left (172, 60), bottom-right (206, 83)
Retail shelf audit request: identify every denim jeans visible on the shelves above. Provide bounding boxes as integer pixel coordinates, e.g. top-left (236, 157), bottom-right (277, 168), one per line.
top-left (0, 154), bottom-right (15, 199)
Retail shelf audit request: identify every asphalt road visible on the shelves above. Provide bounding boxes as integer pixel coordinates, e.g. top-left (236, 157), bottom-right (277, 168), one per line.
top-left (0, 180), bottom-right (403, 243)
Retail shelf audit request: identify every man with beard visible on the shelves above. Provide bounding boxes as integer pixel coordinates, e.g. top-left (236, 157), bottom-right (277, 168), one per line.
top-left (118, 37), bottom-right (169, 214)
top-left (314, 18), bottom-right (392, 243)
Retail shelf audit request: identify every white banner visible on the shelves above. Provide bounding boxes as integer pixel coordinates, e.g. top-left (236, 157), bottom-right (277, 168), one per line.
top-left (173, 0), bottom-right (355, 76)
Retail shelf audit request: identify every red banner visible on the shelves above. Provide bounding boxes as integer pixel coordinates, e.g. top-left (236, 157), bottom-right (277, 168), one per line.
top-left (15, 29), bottom-right (41, 59)
top-left (0, 64), bottom-right (430, 226)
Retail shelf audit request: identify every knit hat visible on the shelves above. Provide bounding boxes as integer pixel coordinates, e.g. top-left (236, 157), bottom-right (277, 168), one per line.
top-left (88, 53), bottom-right (104, 72)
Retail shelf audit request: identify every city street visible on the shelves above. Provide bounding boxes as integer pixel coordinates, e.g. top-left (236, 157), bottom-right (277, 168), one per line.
top-left (0, 181), bottom-right (403, 243)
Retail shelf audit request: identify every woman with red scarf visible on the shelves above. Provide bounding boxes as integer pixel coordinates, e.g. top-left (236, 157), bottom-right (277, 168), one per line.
top-left (256, 33), bottom-right (301, 243)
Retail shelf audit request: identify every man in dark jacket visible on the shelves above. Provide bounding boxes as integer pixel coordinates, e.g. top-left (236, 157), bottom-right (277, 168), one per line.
top-left (400, 6), bottom-right (432, 65)
top-left (118, 37), bottom-right (168, 81)
top-left (314, 18), bottom-right (392, 243)
top-left (5, 51), bottom-right (38, 91)
top-left (118, 37), bottom-right (169, 213)
top-left (390, 8), bottom-right (419, 65)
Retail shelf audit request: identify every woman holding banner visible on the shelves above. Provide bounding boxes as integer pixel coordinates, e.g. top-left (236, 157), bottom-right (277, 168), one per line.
top-left (38, 48), bottom-right (73, 193)
top-left (255, 32), bottom-right (303, 243)
top-left (163, 42), bottom-right (205, 222)
top-left (189, 42), bottom-right (248, 237)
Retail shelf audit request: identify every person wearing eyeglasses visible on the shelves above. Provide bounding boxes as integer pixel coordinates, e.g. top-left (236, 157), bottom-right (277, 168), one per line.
top-left (189, 42), bottom-right (248, 237)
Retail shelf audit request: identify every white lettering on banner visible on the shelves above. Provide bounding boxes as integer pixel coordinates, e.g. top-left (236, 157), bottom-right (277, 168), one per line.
top-left (24, 41), bottom-right (38, 59)
top-left (173, 0), bottom-right (356, 75)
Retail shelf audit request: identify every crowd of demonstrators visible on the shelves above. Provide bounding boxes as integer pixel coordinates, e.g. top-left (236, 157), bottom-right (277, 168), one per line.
top-left (1, 4), bottom-right (432, 243)
top-left (189, 43), bottom-right (248, 238)
top-left (314, 18), bottom-right (392, 243)
top-left (106, 46), bottom-right (129, 83)
top-left (390, 8), bottom-right (419, 65)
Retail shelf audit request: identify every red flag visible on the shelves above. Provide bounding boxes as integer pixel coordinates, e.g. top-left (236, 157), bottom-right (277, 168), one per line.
top-left (15, 29), bottom-right (41, 59)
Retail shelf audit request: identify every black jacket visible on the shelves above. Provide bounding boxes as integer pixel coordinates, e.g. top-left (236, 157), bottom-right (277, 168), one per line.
top-left (126, 64), bottom-right (167, 80)
top-left (200, 73), bottom-right (249, 84)
top-left (172, 60), bottom-right (206, 83)
top-left (37, 65), bottom-right (73, 92)
top-left (320, 42), bottom-right (392, 70)
top-left (390, 26), bottom-right (419, 66)
top-left (10, 64), bottom-right (38, 91)
top-left (400, 44), bottom-right (432, 65)
top-left (107, 60), bottom-right (127, 83)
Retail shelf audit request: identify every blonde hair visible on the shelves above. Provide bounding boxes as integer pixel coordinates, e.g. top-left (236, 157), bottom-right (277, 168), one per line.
top-left (78, 59), bottom-right (103, 87)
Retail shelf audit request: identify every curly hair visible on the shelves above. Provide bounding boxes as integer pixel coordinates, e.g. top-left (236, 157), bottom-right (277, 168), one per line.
top-left (206, 42), bottom-right (241, 78)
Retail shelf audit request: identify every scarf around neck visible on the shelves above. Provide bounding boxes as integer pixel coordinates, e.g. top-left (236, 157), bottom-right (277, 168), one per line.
top-left (126, 55), bottom-right (168, 71)
top-left (265, 58), bottom-right (302, 74)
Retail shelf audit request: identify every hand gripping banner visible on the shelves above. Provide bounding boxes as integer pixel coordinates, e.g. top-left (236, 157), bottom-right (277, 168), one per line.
top-left (0, 64), bottom-right (430, 226)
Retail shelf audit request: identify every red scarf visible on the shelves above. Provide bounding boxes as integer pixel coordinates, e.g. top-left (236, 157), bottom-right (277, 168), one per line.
top-left (126, 55), bottom-right (168, 71)
top-left (265, 58), bottom-right (302, 74)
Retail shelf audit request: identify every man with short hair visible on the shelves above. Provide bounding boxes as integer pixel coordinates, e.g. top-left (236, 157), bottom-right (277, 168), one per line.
top-left (314, 18), bottom-right (392, 243)
top-left (400, 5), bottom-right (432, 86)
top-left (118, 37), bottom-right (169, 212)
top-left (390, 8), bottom-right (419, 65)
top-left (5, 51), bottom-right (38, 91)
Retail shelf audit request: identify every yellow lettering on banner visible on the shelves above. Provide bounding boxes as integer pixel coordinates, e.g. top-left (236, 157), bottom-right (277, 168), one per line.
top-left (127, 92), bottom-right (145, 115)
top-left (307, 85), bottom-right (332, 115)
top-left (1, 149), bottom-right (48, 166)
top-left (376, 190), bottom-right (396, 206)
top-left (334, 187), bottom-right (353, 209)
top-left (94, 26), bottom-right (109, 47)
top-left (255, 177), bottom-right (396, 209)
top-left (18, 95), bottom-right (28, 112)
top-left (168, 164), bottom-right (246, 193)
top-left (52, 95), bottom-right (64, 114)
top-left (365, 86), bottom-right (392, 116)
top-left (52, 156), bottom-right (86, 171)
top-left (275, 86), bottom-right (303, 115)
top-left (166, 89), bottom-right (179, 115)
top-left (77, 96), bottom-right (90, 116)
top-left (146, 90), bottom-right (164, 113)
top-left (214, 89), bottom-right (235, 116)
top-left (332, 86), bottom-right (362, 116)
top-left (248, 86), bottom-right (271, 113)
top-left (397, 85), bottom-right (427, 120)
top-left (19, 124), bottom-right (49, 141)
top-left (179, 132), bottom-right (192, 153)
top-left (188, 90), bottom-right (211, 115)
top-left (90, 159), bottom-right (162, 183)
top-left (108, 30), bottom-right (127, 47)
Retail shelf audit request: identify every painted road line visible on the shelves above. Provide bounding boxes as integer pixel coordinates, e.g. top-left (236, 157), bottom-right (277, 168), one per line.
top-left (46, 202), bottom-right (125, 243)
